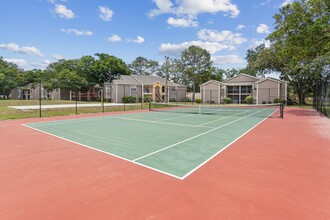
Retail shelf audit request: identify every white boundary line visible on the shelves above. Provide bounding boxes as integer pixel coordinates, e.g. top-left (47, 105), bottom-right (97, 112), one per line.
top-left (119, 117), bottom-right (215, 128)
top-left (22, 124), bottom-right (183, 180)
top-left (194, 110), bottom-right (249, 127)
top-left (181, 109), bottom-right (278, 179)
top-left (132, 108), bottom-right (267, 162)
top-left (22, 108), bottom-right (278, 180)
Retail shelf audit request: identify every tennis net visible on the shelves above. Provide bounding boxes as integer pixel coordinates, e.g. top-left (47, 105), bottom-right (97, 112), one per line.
top-left (149, 102), bottom-right (284, 118)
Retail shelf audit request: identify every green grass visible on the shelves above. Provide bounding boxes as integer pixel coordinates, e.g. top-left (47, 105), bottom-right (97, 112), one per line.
top-left (0, 100), bottom-right (148, 120)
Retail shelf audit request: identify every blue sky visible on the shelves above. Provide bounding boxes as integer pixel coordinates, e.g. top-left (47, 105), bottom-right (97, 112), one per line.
top-left (0, 0), bottom-right (293, 70)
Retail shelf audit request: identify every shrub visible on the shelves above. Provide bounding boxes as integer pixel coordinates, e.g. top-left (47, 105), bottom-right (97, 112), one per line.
top-left (224, 97), bottom-right (232, 104)
top-left (274, 98), bottom-right (287, 105)
top-left (122, 96), bottom-right (129, 103)
top-left (273, 98), bottom-right (280, 103)
top-left (169, 98), bottom-right (177, 102)
top-left (143, 95), bottom-right (152, 102)
top-left (122, 96), bottom-right (136, 103)
top-left (245, 95), bottom-right (253, 104)
top-left (262, 101), bottom-right (266, 104)
top-left (128, 96), bottom-right (136, 103)
top-left (195, 98), bottom-right (202, 104)
top-left (181, 97), bottom-right (191, 102)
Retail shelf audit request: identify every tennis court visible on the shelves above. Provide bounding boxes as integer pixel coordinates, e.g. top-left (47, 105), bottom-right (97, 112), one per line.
top-left (24, 103), bottom-right (283, 179)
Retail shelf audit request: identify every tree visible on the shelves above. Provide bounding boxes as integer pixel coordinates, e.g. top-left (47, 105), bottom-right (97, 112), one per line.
top-left (91, 53), bottom-right (130, 86)
top-left (245, 44), bottom-right (272, 77)
top-left (0, 57), bottom-right (22, 99)
top-left (180, 45), bottom-right (212, 101)
top-left (129, 56), bottom-right (159, 75)
top-left (210, 67), bottom-right (225, 81)
top-left (247, 0), bottom-right (330, 104)
top-left (47, 59), bottom-right (88, 92)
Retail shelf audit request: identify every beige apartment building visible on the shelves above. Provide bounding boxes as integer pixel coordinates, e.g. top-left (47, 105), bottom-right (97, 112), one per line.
top-left (111, 74), bottom-right (187, 103)
top-left (200, 74), bottom-right (287, 104)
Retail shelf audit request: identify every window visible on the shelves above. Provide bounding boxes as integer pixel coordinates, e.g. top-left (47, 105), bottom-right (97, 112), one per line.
top-left (171, 87), bottom-right (176, 92)
top-left (228, 86), bottom-right (239, 94)
top-left (130, 86), bottom-right (137, 96)
top-left (241, 86), bottom-right (252, 93)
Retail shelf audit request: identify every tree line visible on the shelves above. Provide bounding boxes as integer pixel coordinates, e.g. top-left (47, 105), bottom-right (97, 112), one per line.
top-left (0, 47), bottom-right (248, 100)
top-left (1, 0), bottom-right (329, 103)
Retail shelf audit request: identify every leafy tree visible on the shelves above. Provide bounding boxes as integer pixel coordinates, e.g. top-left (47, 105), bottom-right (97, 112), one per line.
top-left (91, 53), bottom-right (130, 86)
top-left (180, 45), bottom-right (212, 101)
top-left (129, 56), bottom-right (159, 75)
top-left (267, 0), bottom-right (330, 103)
top-left (0, 57), bottom-right (22, 99)
top-left (47, 59), bottom-right (88, 91)
top-left (245, 44), bottom-right (272, 77)
top-left (210, 67), bottom-right (225, 81)
top-left (247, 0), bottom-right (330, 104)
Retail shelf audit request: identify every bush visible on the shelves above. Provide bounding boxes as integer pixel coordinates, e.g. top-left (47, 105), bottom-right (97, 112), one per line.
top-left (143, 95), bottom-right (152, 102)
top-left (274, 98), bottom-right (287, 105)
top-left (262, 101), bottom-right (266, 104)
top-left (122, 96), bottom-right (136, 103)
top-left (224, 97), bottom-right (232, 104)
top-left (169, 98), bottom-right (177, 102)
top-left (286, 98), bottom-right (295, 105)
top-left (245, 95), bottom-right (253, 104)
top-left (181, 97), bottom-right (191, 102)
top-left (195, 98), bottom-right (202, 104)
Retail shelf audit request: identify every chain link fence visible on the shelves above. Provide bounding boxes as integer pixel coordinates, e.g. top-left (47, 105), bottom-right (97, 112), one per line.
top-left (313, 75), bottom-right (330, 117)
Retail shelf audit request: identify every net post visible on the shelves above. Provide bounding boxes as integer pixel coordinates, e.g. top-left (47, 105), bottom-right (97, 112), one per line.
top-left (280, 103), bottom-right (284, 119)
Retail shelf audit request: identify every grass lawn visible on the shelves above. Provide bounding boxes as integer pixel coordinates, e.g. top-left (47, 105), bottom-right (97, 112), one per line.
top-left (0, 100), bottom-right (148, 120)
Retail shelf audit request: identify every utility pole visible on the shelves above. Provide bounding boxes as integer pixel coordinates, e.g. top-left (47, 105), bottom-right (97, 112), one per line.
top-left (164, 56), bottom-right (170, 103)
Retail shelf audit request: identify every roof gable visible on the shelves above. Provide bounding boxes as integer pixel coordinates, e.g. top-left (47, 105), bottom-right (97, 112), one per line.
top-left (200, 80), bottom-right (224, 87)
top-left (223, 73), bottom-right (259, 83)
top-left (254, 77), bottom-right (287, 84)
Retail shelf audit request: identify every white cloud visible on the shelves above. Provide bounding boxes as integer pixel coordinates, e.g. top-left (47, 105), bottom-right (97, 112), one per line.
top-left (54, 4), bottom-right (75, 19)
top-left (107, 34), bottom-right (122, 42)
top-left (167, 16), bottom-right (198, 28)
top-left (0, 43), bottom-right (44, 57)
top-left (197, 29), bottom-right (247, 45)
top-left (249, 39), bottom-right (271, 49)
top-left (133, 36), bottom-right (145, 44)
top-left (42, 59), bottom-right (52, 66)
top-left (52, 54), bottom-right (64, 60)
top-left (236, 24), bottom-right (245, 30)
top-left (99, 6), bottom-right (113, 21)
top-left (60, 28), bottom-right (93, 36)
top-left (211, 55), bottom-right (245, 65)
top-left (4, 58), bottom-right (28, 68)
top-left (159, 41), bottom-right (235, 56)
top-left (149, 0), bottom-right (175, 17)
top-left (149, 0), bottom-right (240, 18)
top-left (280, 0), bottom-right (293, 7)
top-left (256, 23), bottom-right (270, 34)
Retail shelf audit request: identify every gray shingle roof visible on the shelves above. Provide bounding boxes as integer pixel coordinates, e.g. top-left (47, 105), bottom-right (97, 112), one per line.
top-left (113, 74), bottom-right (186, 87)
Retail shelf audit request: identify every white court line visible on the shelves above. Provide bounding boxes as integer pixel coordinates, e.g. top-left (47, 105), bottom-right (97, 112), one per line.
top-left (22, 124), bottom-right (183, 180)
top-left (181, 108), bottom-right (278, 179)
top-left (194, 110), bottom-right (249, 127)
top-left (119, 117), bottom-right (215, 129)
top-left (156, 113), bottom-right (196, 122)
top-left (132, 108), bottom-right (267, 162)
top-left (22, 108), bottom-right (277, 180)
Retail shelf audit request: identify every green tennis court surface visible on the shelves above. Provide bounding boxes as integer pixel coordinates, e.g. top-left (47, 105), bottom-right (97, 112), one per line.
top-left (24, 104), bottom-right (281, 179)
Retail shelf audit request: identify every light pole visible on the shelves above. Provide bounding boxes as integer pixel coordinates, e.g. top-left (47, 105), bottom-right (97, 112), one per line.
top-left (164, 56), bottom-right (170, 103)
